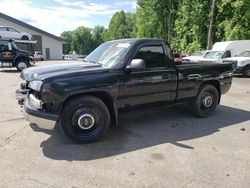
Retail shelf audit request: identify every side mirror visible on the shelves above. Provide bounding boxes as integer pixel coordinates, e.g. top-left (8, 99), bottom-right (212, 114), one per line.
top-left (8, 43), bottom-right (12, 51)
top-left (126, 59), bottom-right (145, 71)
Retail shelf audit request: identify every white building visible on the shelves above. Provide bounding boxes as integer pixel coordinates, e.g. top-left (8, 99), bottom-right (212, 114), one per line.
top-left (0, 12), bottom-right (64, 60)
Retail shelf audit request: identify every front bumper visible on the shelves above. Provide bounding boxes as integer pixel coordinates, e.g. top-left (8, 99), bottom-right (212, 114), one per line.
top-left (16, 89), bottom-right (58, 129)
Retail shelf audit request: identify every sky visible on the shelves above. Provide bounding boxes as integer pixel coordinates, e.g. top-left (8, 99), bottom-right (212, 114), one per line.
top-left (0, 0), bottom-right (136, 36)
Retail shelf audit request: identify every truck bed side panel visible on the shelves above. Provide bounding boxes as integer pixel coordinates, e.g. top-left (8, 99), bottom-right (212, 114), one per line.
top-left (175, 63), bottom-right (233, 103)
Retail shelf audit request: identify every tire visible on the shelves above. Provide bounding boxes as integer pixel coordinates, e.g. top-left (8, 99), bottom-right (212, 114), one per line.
top-left (60, 96), bottom-right (110, 143)
top-left (16, 60), bottom-right (29, 71)
top-left (244, 66), bottom-right (250, 77)
top-left (192, 84), bottom-right (219, 117)
top-left (21, 35), bottom-right (29, 40)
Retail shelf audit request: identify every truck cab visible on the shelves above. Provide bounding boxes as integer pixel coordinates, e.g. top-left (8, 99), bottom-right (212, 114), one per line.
top-left (0, 38), bottom-right (34, 71)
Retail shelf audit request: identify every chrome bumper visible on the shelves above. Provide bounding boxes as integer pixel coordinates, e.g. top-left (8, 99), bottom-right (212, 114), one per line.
top-left (16, 89), bottom-right (58, 129)
top-left (23, 97), bottom-right (57, 129)
top-left (23, 107), bottom-right (56, 130)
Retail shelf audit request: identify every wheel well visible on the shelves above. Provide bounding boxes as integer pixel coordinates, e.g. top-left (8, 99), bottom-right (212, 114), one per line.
top-left (15, 56), bottom-right (29, 65)
top-left (22, 35), bottom-right (28, 39)
top-left (200, 80), bottom-right (221, 104)
top-left (62, 92), bottom-right (117, 126)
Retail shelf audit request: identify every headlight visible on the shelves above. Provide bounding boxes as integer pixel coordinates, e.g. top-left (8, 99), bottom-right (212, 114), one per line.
top-left (28, 80), bottom-right (43, 91)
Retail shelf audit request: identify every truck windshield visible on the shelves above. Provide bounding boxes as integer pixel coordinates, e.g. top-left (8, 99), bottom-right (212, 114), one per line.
top-left (238, 51), bottom-right (250, 57)
top-left (204, 51), bottom-right (224, 58)
top-left (84, 41), bottom-right (132, 68)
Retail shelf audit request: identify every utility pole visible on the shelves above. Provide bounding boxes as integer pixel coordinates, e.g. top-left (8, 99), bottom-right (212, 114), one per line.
top-left (207, 0), bottom-right (216, 50)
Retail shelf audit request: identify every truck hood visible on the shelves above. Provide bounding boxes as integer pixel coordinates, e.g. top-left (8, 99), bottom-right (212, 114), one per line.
top-left (20, 62), bottom-right (107, 81)
top-left (19, 49), bottom-right (33, 56)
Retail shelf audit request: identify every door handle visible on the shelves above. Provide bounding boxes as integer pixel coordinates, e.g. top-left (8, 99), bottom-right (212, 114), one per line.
top-left (188, 74), bottom-right (201, 81)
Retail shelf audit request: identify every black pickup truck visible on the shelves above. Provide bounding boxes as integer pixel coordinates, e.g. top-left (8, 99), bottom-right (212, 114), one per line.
top-left (16, 38), bottom-right (233, 143)
top-left (0, 38), bottom-right (34, 71)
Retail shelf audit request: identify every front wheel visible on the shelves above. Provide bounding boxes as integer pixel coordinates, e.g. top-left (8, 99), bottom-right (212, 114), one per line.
top-left (192, 84), bottom-right (219, 117)
top-left (60, 96), bottom-right (110, 143)
top-left (16, 60), bottom-right (29, 71)
top-left (244, 66), bottom-right (250, 77)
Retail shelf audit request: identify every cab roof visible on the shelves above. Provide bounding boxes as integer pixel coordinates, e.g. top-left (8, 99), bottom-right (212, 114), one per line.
top-left (105, 38), bottom-right (167, 43)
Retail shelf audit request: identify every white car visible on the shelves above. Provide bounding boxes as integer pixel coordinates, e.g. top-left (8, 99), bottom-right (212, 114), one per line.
top-left (182, 51), bottom-right (210, 63)
top-left (0, 26), bottom-right (32, 40)
top-left (198, 40), bottom-right (250, 64)
top-left (34, 51), bottom-right (44, 61)
top-left (223, 50), bottom-right (250, 77)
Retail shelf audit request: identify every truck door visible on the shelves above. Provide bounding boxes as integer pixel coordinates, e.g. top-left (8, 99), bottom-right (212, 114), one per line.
top-left (0, 40), bottom-right (14, 67)
top-left (119, 42), bottom-right (177, 108)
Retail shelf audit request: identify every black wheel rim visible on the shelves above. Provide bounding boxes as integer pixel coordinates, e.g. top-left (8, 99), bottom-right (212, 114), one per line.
top-left (68, 105), bottom-right (103, 139)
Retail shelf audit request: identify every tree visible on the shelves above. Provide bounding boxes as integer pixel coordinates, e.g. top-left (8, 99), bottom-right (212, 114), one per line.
top-left (207, 0), bottom-right (216, 49)
top-left (136, 0), bottom-right (160, 38)
top-left (173, 0), bottom-right (209, 53)
top-left (92, 25), bottom-right (105, 49)
top-left (136, 0), bottom-right (180, 42)
top-left (216, 0), bottom-right (250, 41)
top-left (61, 31), bottom-right (73, 54)
top-left (105, 11), bottom-right (136, 40)
top-left (71, 26), bottom-right (94, 54)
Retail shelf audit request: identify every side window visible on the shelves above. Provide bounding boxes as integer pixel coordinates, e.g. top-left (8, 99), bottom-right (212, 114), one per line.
top-left (0, 27), bottom-right (7, 31)
top-left (133, 45), bottom-right (166, 68)
top-left (0, 41), bottom-right (9, 52)
top-left (8, 28), bottom-right (18, 32)
top-left (223, 51), bottom-right (231, 58)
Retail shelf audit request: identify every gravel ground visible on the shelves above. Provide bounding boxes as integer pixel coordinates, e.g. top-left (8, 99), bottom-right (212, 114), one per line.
top-left (0, 61), bottom-right (250, 188)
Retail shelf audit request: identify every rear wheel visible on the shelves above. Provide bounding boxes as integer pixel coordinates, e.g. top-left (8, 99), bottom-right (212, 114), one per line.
top-left (21, 35), bottom-right (29, 40)
top-left (192, 84), bottom-right (219, 117)
top-left (60, 96), bottom-right (110, 143)
top-left (244, 66), bottom-right (250, 77)
top-left (16, 60), bottom-right (29, 71)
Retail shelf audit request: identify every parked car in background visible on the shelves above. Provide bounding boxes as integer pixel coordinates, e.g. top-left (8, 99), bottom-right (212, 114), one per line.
top-left (199, 40), bottom-right (250, 63)
top-left (78, 54), bottom-right (87, 60)
top-left (34, 51), bottom-right (44, 61)
top-left (63, 54), bottom-right (87, 61)
top-left (174, 53), bottom-right (182, 64)
top-left (182, 51), bottom-right (210, 63)
top-left (223, 49), bottom-right (250, 77)
top-left (0, 26), bottom-right (32, 40)
top-left (63, 54), bottom-right (72, 60)
top-left (181, 53), bottom-right (192, 58)
top-left (0, 38), bottom-right (34, 71)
